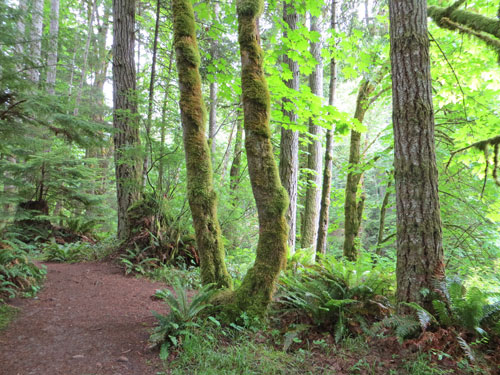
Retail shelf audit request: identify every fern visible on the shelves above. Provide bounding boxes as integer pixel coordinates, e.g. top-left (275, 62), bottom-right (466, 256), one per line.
top-left (150, 278), bottom-right (217, 355)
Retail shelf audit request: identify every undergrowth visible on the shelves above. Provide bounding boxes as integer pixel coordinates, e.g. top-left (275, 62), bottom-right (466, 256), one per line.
top-left (0, 234), bottom-right (46, 301)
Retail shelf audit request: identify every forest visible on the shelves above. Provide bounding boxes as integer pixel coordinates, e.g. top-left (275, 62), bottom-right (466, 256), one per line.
top-left (1, 0), bottom-right (500, 373)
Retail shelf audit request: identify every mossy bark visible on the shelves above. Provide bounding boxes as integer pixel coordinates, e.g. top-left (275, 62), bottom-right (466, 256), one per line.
top-left (342, 79), bottom-right (374, 261)
top-left (173, 0), bottom-right (232, 289)
top-left (428, 1), bottom-right (500, 58)
top-left (233, 0), bottom-right (289, 316)
top-left (390, 0), bottom-right (446, 312)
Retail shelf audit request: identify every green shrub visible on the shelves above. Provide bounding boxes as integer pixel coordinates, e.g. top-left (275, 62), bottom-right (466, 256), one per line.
top-left (277, 254), bottom-right (394, 342)
top-left (0, 237), bottom-right (46, 301)
top-left (150, 279), bottom-right (217, 359)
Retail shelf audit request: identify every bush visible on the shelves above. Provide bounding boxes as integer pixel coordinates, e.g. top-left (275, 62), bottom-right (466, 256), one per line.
top-left (277, 254), bottom-right (394, 342)
top-left (0, 236), bottom-right (46, 301)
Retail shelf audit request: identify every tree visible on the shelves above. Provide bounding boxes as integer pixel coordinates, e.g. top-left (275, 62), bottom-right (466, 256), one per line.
top-left (279, 0), bottom-right (300, 253)
top-left (317, 0), bottom-right (336, 258)
top-left (112, 0), bottom-right (143, 241)
top-left (29, 0), bottom-right (44, 84)
top-left (389, 0), bottom-right (446, 310)
top-left (231, 0), bottom-right (289, 315)
top-left (342, 76), bottom-right (382, 261)
top-left (301, 12), bottom-right (324, 250)
top-left (46, 0), bottom-right (60, 94)
top-left (172, 0), bottom-right (232, 289)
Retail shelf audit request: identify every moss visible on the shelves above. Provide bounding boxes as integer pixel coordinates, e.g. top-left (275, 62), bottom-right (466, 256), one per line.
top-left (172, 0), bottom-right (196, 40)
top-left (232, 0), bottom-right (289, 317)
top-left (237, 0), bottom-right (264, 17)
top-left (173, 0), bottom-right (232, 290)
top-left (241, 72), bottom-right (270, 111)
top-left (175, 38), bottom-right (201, 67)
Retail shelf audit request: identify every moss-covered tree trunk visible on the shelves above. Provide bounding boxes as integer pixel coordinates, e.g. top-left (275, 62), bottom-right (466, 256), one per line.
top-left (279, 0), bottom-right (300, 254)
top-left (172, 0), bottom-right (232, 289)
top-left (343, 79), bottom-right (375, 261)
top-left (301, 13), bottom-right (324, 250)
top-left (316, 0), bottom-right (337, 259)
top-left (390, 0), bottom-right (445, 312)
top-left (112, 0), bottom-right (143, 241)
top-left (233, 0), bottom-right (289, 315)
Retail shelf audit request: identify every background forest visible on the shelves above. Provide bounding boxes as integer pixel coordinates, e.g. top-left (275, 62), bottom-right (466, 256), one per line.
top-left (1, 0), bottom-right (500, 373)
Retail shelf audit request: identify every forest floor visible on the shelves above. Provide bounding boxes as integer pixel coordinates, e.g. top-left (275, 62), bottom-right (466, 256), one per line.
top-left (0, 262), bottom-right (169, 375)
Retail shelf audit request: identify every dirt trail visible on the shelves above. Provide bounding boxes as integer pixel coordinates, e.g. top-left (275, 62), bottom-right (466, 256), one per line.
top-left (0, 262), bottom-right (169, 375)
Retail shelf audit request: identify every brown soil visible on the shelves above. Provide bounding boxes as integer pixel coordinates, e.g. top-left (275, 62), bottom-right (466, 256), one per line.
top-left (0, 262), bottom-right (169, 375)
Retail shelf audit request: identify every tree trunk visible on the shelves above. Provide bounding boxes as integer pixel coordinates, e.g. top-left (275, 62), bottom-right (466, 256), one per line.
top-left (301, 13), bottom-right (324, 250)
top-left (74, 0), bottom-right (97, 116)
top-left (343, 79), bottom-right (375, 261)
top-left (112, 0), bottom-right (143, 241)
top-left (16, 0), bottom-right (27, 56)
top-left (208, 2), bottom-right (221, 159)
top-left (158, 47), bottom-right (174, 194)
top-left (279, 0), bottom-right (300, 254)
top-left (229, 108), bottom-right (243, 191)
top-left (172, 0), bottom-right (232, 289)
top-left (143, 0), bottom-right (161, 186)
top-left (29, 0), bottom-right (44, 84)
top-left (233, 0), bottom-right (289, 316)
top-left (389, 0), bottom-right (445, 311)
top-left (316, 0), bottom-right (337, 259)
top-left (46, 0), bottom-right (60, 95)
top-left (376, 175), bottom-right (392, 255)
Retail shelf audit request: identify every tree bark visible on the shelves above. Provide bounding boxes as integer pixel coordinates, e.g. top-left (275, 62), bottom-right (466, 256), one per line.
top-left (343, 79), bottom-right (375, 261)
top-left (46, 0), bottom-right (60, 95)
top-left (279, 0), bottom-right (300, 254)
top-left (208, 2), bottom-right (220, 158)
top-left (74, 0), bottom-right (97, 116)
top-left (143, 0), bottom-right (161, 186)
top-left (15, 0), bottom-right (27, 57)
top-left (376, 175), bottom-right (392, 255)
top-left (301, 13), bottom-right (324, 250)
top-left (112, 0), bottom-right (143, 241)
top-left (316, 0), bottom-right (337, 259)
top-left (29, 0), bottom-right (44, 84)
top-left (172, 0), bottom-right (232, 289)
top-left (233, 0), bottom-right (289, 315)
top-left (229, 108), bottom-right (243, 191)
top-left (389, 0), bottom-right (445, 311)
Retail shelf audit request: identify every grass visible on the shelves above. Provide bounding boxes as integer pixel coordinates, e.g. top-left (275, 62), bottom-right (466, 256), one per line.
top-left (0, 304), bottom-right (19, 330)
top-left (162, 327), bottom-right (318, 375)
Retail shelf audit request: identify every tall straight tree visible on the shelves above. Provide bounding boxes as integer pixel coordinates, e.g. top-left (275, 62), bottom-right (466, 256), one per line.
top-left (316, 0), bottom-right (336, 258)
top-left (208, 1), bottom-right (220, 158)
top-left (389, 0), bottom-right (445, 310)
top-left (143, 0), bottom-right (161, 185)
top-left (46, 0), bottom-right (60, 94)
top-left (231, 0), bottom-right (289, 315)
top-left (172, 0), bottom-right (232, 289)
top-left (279, 0), bottom-right (300, 253)
top-left (29, 0), bottom-right (44, 84)
top-left (112, 0), bottom-right (143, 241)
top-left (301, 12), bottom-right (324, 250)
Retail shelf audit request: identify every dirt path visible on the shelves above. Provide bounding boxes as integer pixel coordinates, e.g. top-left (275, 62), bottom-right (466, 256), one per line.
top-left (0, 262), bottom-right (169, 375)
